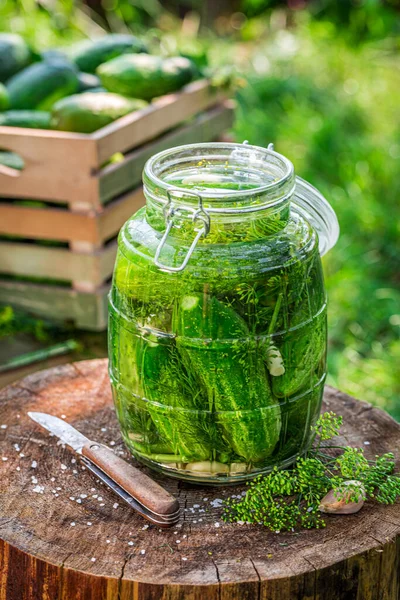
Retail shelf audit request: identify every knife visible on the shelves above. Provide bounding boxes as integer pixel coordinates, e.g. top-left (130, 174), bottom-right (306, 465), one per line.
top-left (28, 412), bottom-right (180, 527)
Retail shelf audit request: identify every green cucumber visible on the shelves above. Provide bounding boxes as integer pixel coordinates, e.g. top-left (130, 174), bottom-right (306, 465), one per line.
top-left (97, 54), bottom-right (195, 101)
top-left (0, 110), bottom-right (51, 129)
top-left (71, 34), bottom-right (147, 74)
top-left (138, 335), bottom-right (211, 463)
top-left (0, 84), bottom-right (9, 111)
top-left (7, 61), bottom-right (79, 110)
top-left (0, 33), bottom-right (35, 82)
top-left (0, 151), bottom-right (24, 171)
top-left (77, 71), bottom-right (101, 92)
top-left (271, 309), bottom-right (326, 398)
top-left (51, 92), bottom-right (146, 133)
top-left (175, 294), bottom-right (281, 463)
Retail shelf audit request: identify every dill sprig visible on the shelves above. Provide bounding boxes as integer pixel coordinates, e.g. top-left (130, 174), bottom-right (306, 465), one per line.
top-left (222, 411), bottom-right (400, 532)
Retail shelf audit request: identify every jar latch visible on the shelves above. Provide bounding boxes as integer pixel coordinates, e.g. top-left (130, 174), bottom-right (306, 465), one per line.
top-left (154, 189), bottom-right (210, 272)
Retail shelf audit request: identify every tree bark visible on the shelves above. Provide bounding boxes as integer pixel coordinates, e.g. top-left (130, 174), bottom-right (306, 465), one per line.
top-left (0, 359), bottom-right (399, 599)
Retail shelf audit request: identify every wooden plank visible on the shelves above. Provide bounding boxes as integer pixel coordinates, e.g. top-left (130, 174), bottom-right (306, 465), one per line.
top-left (0, 188), bottom-right (143, 246)
top-left (99, 102), bottom-right (234, 204)
top-left (0, 279), bottom-right (109, 330)
top-left (0, 203), bottom-right (101, 244)
top-left (0, 128), bottom-right (98, 205)
top-left (93, 79), bottom-right (224, 165)
top-left (0, 240), bottom-right (117, 287)
top-left (98, 187), bottom-right (144, 241)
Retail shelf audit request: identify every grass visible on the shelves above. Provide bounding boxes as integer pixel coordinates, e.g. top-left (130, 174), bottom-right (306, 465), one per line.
top-left (227, 17), bottom-right (400, 419)
top-left (0, 3), bottom-right (399, 419)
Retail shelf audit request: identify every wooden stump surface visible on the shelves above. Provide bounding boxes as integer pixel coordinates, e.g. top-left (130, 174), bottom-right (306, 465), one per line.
top-left (0, 358), bottom-right (399, 600)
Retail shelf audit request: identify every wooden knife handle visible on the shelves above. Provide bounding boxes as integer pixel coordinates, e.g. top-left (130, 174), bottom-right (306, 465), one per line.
top-left (82, 442), bottom-right (179, 516)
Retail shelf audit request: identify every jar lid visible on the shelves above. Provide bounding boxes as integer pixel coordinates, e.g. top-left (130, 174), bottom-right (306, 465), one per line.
top-left (293, 176), bottom-right (339, 256)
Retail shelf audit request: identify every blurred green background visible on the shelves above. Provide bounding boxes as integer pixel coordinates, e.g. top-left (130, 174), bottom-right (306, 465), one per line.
top-left (0, 0), bottom-right (399, 419)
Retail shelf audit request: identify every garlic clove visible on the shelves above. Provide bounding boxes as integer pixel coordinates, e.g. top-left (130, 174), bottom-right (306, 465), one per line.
top-left (319, 480), bottom-right (366, 514)
top-left (266, 345), bottom-right (285, 376)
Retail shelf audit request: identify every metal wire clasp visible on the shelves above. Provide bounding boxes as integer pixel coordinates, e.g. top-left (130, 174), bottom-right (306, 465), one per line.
top-left (154, 189), bottom-right (210, 272)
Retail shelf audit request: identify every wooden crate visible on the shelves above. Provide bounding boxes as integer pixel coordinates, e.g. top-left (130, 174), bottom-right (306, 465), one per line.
top-left (0, 80), bottom-right (225, 207)
top-left (0, 98), bottom-right (234, 330)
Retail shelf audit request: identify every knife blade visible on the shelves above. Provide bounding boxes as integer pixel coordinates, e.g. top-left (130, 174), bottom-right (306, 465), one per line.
top-left (28, 411), bottom-right (180, 527)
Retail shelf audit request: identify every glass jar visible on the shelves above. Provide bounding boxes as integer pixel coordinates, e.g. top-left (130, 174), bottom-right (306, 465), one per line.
top-left (108, 142), bottom-right (339, 484)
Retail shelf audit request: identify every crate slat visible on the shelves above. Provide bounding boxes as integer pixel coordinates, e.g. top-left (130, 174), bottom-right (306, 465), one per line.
top-left (0, 279), bottom-right (109, 330)
top-left (0, 129), bottom-right (98, 204)
top-left (0, 241), bottom-right (117, 288)
top-left (0, 204), bottom-right (99, 243)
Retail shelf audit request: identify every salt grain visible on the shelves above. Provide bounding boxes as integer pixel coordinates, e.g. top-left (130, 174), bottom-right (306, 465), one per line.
top-left (1, 424), bottom-right (7, 429)
top-left (106, 540), bottom-right (110, 544)
top-left (92, 494), bottom-right (98, 499)
top-left (31, 461), bottom-right (37, 469)
top-left (14, 444), bottom-right (20, 451)
top-left (364, 441), bottom-right (370, 445)
top-left (60, 464), bottom-right (67, 471)
top-left (142, 524), bottom-right (149, 530)
top-left (71, 522), bottom-right (76, 527)
top-left (91, 557), bottom-right (96, 562)
top-left (210, 499), bottom-right (223, 508)
top-left (50, 477), bottom-right (55, 482)
top-left (61, 415), bottom-right (66, 419)
top-left (80, 494), bottom-right (87, 499)
top-left (101, 428), bottom-right (107, 432)
top-left (19, 453), bottom-right (25, 458)
top-left (140, 550), bottom-right (146, 555)
top-left (193, 504), bottom-right (200, 508)
top-left (2, 457), bottom-right (8, 461)
top-left (98, 497), bottom-right (103, 501)
top-left (182, 557), bottom-right (187, 561)
top-left (16, 467), bottom-right (21, 472)
top-left (32, 485), bottom-right (44, 493)
top-left (109, 441), bottom-right (116, 446)
top-left (214, 523), bottom-right (220, 528)
top-left (71, 458), bottom-right (76, 464)
top-left (113, 503), bottom-right (119, 509)
top-left (69, 497), bottom-right (75, 501)
top-left (76, 499), bottom-right (82, 504)
top-left (128, 541), bottom-right (134, 546)
top-left (31, 477), bottom-right (38, 484)
top-left (99, 503), bottom-right (105, 507)
top-left (176, 540), bottom-right (181, 544)
top-left (87, 522), bottom-right (92, 526)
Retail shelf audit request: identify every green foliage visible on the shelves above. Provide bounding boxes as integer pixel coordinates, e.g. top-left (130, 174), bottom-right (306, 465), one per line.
top-left (230, 23), bottom-right (400, 420)
top-left (0, 305), bottom-right (52, 342)
top-left (312, 411), bottom-right (342, 441)
top-left (223, 411), bottom-right (400, 531)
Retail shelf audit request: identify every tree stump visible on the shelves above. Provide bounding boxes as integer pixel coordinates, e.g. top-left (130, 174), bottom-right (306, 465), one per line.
top-left (0, 359), bottom-right (399, 600)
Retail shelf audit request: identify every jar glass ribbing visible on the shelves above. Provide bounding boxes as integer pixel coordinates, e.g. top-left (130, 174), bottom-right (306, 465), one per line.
top-left (108, 142), bottom-right (338, 484)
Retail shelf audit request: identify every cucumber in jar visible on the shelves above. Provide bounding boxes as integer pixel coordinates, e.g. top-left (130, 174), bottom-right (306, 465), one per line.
top-left (174, 293), bottom-right (281, 463)
top-left (138, 334), bottom-right (213, 462)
